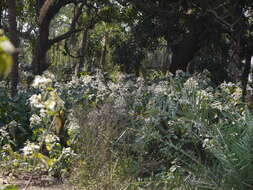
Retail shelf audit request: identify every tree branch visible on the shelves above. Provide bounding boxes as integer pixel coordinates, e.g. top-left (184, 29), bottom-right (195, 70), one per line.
top-left (207, 10), bottom-right (233, 30)
top-left (49, 27), bottom-right (84, 45)
top-left (70, 3), bottom-right (85, 30)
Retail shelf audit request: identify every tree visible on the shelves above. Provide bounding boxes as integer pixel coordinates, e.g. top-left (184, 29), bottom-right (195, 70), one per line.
top-left (73, 4), bottom-right (95, 76)
top-left (32, 0), bottom-right (85, 75)
top-left (117, 0), bottom-right (253, 78)
top-left (64, 0), bottom-right (123, 75)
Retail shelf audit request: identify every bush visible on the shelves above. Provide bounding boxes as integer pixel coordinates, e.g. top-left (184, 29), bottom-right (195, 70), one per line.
top-left (0, 85), bottom-right (32, 150)
top-left (1, 69), bottom-right (252, 190)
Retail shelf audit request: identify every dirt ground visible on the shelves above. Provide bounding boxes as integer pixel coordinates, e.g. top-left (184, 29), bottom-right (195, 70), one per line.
top-left (0, 173), bottom-right (77, 190)
top-left (18, 185), bottom-right (76, 190)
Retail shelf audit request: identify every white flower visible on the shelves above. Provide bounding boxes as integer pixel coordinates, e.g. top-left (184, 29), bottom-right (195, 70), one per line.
top-left (45, 134), bottom-right (59, 143)
top-left (88, 94), bottom-right (95, 100)
top-left (202, 138), bottom-right (210, 148)
top-left (44, 99), bottom-right (56, 111)
top-left (44, 91), bottom-right (64, 111)
top-left (29, 94), bottom-right (44, 109)
top-left (81, 75), bottom-right (93, 85)
top-left (68, 121), bottom-right (80, 133)
top-left (32, 75), bottom-right (52, 89)
top-left (197, 90), bottom-right (213, 100)
top-left (231, 87), bottom-right (242, 101)
top-left (211, 101), bottom-right (223, 111)
top-left (144, 118), bottom-right (151, 125)
top-left (43, 71), bottom-right (56, 81)
top-left (39, 108), bottom-right (47, 118)
top-left (149, 81), bottom-right (169, 94)
top-left (61, 147), bottom-right (76, 157)
top-left (30, 114), bottom-right (42, 126)
top-left (22, 142), bottom-right (40, 156)
top-left (184, 78), bottom-right (199, 89)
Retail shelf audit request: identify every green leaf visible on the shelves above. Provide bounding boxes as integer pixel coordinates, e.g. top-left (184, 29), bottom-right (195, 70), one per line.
top-left (0, 185), bottom-right (19, 190)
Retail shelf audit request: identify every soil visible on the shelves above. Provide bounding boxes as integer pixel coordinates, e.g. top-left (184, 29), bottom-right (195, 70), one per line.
top-left (0, 172), bottom-right (77, 190)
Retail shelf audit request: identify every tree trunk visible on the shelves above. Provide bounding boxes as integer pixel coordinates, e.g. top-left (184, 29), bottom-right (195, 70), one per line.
top-left (241, 38), bottom-right (253, 101)
top-left (241, 54), bottom-right (252, 101)
top-left (170, 32), bottom-right (199, 74)
top-left (32, 0), bottom-right (56, 75)
top-left (7, 0), bottom-right (19, 97)
top-left (99, 35), bottom-right (107, 70)
top-left (32, 0), bottom-right (84, 75)
top-left (32, 18), bottom-right (51, 75)
top-left (75, 28), bottom-right (89, 76)
top-left (161, 46), bottom-right (172, 75)
top-left (32, 0), bottom-right (71, 75)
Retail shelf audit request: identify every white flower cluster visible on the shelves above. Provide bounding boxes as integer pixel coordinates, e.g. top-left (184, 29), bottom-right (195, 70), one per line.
top-left (61, 147), bottom-right (76, 156)
top-left (68, 120), bottom-right (80, 133)
top-left (184, 78), bottom-right (199, 89)
top-left (45, 91), bottom-right (65, 111)
top-left (29, 90), bottom-right (64, 113)
top-left (32, 75), bottom-right (52, 89)
top-left (22, 142), bottom-right (40, 156)
top-left (29, 94), bottom-right (44, 109)
top-left (220, 82), bottom-right (237, 93)
top-left (26, 69), bottom-right (246, 160)
top-left (45, 134), bottom-right (59, 144)
top-left (149, 80), bottom-right (170, 95)
top-left (197, 90), bottom-right (213, 100)
top-left (29, 114), bottom-right (42, 126)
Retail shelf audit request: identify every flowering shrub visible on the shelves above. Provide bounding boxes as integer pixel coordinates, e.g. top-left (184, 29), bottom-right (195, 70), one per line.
top-left (1, 69), bottom-right (252, 189)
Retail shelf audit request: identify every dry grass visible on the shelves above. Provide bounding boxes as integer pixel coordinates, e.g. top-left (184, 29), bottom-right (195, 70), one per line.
top-left (0, 173), bottom-right (76, 190)
top-left (22, 184), bottom-right (76, 190)
top-left (69, 102), bottom-right (133, 189)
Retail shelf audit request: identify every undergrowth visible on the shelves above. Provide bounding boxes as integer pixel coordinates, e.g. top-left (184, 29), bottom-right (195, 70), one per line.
top-left (0, 70), bottom-right (252, 190)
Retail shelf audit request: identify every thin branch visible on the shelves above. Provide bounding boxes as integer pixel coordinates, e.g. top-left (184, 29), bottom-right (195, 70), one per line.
top-left (206, 9), bottom-right (234, 33)
top-left (64, 41), bottom-right (83, 58)
top-left (70, 3), bottom-right (85, 30)
top-left (49, 27), bottom-right (84, 45)
top-left (63, 3), bottom-right (97, 59)
top-left (62, 3), bottom-right (86, 58)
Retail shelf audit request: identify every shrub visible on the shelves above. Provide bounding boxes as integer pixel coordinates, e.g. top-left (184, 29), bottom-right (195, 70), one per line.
top-left (1, 69), bottom-right (252, 190)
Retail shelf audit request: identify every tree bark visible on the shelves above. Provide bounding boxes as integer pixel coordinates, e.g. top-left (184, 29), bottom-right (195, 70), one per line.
top-left (241, 38), bottom-right (253, 101)
top-left (169, 32), bottom-right (200, 74)
top-left (32, 18), bottom-right (51, 75)
top-left (32, 0), bottom-right (86, 75)
top-left (99, 35), bottom-right (107, 70)
top-left (32, 0), bottom-right (60, 75)
top-left (32, 0), bottom-right (75, 75)
top-left (75, 28), bottom-right (89, 76)
top-left (241, 54), bottom-right (252, 101)
top-left (7, 0), bottom-right (19, 97)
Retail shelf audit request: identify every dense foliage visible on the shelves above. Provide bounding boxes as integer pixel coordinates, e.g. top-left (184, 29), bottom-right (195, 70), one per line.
top-left (1, 0), bottom-right (253, 189)
top-left (1, 69), bottom-right (253, 189)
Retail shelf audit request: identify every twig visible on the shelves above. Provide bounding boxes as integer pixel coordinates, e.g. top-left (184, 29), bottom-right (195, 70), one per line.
top-left (23, 175), bottom-right (33, 190)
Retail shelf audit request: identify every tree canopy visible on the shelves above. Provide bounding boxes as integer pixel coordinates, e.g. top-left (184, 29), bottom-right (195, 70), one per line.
top-left (0, 0), bottom-right (252, 93)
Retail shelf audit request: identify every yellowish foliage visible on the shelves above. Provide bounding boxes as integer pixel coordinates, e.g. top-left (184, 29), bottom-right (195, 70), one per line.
top-left (0, 29), bottom-right (15, 78)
